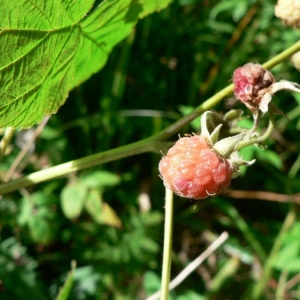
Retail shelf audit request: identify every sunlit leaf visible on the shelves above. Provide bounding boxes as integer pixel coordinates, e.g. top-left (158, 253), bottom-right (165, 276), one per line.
top-left (0, 0), bottom-right (172, 128)
top-left (100, 202), bottom-right (122, 228)
top-left (82, 171), bottom-right (120, 189)
top-left (255, 147), bottom-right (283, 170)
top-left (143, 271), bottom-right (161, 297)
top-left (84, 188), bottom-right (103, 221)
top-left (84, 188), bottom-right (121, 227)
top-left (272, 241), bottom-right (300, 272)
top-left (61, 182), bottom-right (87, 219)
top-left (139, 0), bottom-right (173, 18)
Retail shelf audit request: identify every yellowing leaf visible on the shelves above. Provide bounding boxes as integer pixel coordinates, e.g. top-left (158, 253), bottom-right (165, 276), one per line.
top-left (85, 189), bottom-right (103, 220)
top-left (101, 202), bottom-right (122, 228)
top-left (61, 182), bottom-right (87, 219)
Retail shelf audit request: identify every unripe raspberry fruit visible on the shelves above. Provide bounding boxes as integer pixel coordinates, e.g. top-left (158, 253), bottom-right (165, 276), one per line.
top-left (159, 135), bottom-right (233, 200)
top-left (275, 0), bottom-right (300, 27)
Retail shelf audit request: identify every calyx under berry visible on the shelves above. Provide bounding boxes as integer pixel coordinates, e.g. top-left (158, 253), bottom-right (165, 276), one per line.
top-left (200, 111), bottom-right (255, 178)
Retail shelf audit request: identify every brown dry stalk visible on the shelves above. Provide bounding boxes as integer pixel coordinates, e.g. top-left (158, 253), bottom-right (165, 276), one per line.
top-left (223, 189), bottom-right (300, 204)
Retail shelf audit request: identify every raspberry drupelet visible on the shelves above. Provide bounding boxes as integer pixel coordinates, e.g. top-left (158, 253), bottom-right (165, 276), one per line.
top-left (159, 135), bottom-right (233, 200)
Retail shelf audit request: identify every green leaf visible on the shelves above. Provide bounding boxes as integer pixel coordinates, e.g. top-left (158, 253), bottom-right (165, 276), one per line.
top-left (84, 189), bottom-right (103, 221)
top-left (61, 182), bottom-right (87, 219)
top-left (255, 147), bottom-right (283, 170)
top-left (139, 0), bottom-right (173, 18)
top-left (143, 271), bottom-right (161, 296)
top-left (55, 261), bottom-right (76, 300)
top-left (85, 188), bottom-right (122, 227)
top-left (81, 171), bottom-right (120, 189)
top-left (101, 202), bottom-right (122, 228)
top-left (0, 0), bottom-right (95, 129)
top-left (237, 118), bottom-right (253, 130)
top-left (272, 241), bottom-right (300, 272)
top-left (0, 0), bottom-right (172, 128)
top-left (72, 0), bottom-right (142, 89)
top-left (238, 146), bottom-right (255, 176)
top-left (17, 192), bottom-right (56, 244)
top-left (28, 216), bottom-right (53, 245)
top-left (178, 105), bottom-right (200, 131)
top-left (177, 291), bottom-right (207, 300)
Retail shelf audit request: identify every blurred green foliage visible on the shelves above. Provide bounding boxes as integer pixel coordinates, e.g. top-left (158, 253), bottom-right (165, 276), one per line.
top-left (1, 0), bottom-right (300, 299)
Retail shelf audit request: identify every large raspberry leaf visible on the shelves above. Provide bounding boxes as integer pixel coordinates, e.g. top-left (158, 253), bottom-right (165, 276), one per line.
top-left (0, 0), bottom-right (172, 129)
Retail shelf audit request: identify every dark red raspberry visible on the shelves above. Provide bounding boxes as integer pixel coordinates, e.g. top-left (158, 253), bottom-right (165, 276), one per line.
top-left (232, 63), bottom-right (275, 112)
top-left (158, 135), bottom-right (233, 200)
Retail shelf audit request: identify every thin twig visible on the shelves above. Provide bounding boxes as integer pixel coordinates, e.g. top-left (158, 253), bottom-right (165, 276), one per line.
top-left (285, 273), bottom-right (300, 291)
top-left (0, 127), bottom-right (15, 161)
top-left (4, 116), bottom-right (50, 181)
top-left (223, 189), bottom-right (300, 204)
top-left (146, 231), bottom-right (229, 300)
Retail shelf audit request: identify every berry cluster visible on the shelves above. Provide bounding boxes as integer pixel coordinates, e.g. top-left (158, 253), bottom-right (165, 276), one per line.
top-left (275, 0), bottom-right (300, 27)
top-left (159, 135), bottom-right (233, 200)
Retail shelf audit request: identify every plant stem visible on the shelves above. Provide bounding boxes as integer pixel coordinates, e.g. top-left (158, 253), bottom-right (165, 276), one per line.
top-left (1, 40), bottom-right (300, 194)
top-left (0, 139), bottom-right (164, 194)
top-left (5, 116), bottom-right (50, 181)
top-left (263, 40), bottom-right (300, 70)
top-left (146, 232), bottom-right (229, 300)
top-left (160, 187), bottom-right (174, 300)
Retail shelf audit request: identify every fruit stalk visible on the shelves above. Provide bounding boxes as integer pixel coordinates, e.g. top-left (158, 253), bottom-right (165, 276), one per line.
top-left (160, 187), bottom-right (174, 300)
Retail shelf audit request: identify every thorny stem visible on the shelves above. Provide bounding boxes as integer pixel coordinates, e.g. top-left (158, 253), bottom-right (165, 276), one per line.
top-left (263, 40), bottom-right (300, 70)
top-left (1, 41), bottom-right (300, 195)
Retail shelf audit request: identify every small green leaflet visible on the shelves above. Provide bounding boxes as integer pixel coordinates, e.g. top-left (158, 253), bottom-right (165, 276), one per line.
top-left (0, 0), bottom-right (172, 128)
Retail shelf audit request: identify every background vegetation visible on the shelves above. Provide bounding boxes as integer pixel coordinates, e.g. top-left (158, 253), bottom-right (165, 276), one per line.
top-left (1, 0), bottom-right (300, 299)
